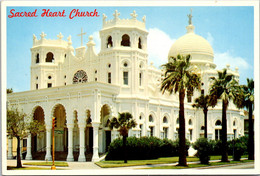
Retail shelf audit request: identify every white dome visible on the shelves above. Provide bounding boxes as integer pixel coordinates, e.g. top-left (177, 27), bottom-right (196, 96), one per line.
top-left (168, 25), bottom-right (214, 64)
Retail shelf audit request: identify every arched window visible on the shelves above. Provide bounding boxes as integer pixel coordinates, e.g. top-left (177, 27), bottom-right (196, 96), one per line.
top-left (233, 120), bottom-right (236, 126)
top-left (139, 72), bottom-right (142, 86)
top-left (163, 116), bottom-right (168, 123)
top-left (188, 119), bottom-right (192, 125)
top-left (215, 120), bottom-right (222, 140)
top-left (46, 52), bottom-right (54, 62)
top-left (215, 120), bottom-right (222, 126)
top-left (149, 115), bottom-right (154, 122)
top-left (138, 37), bottom-right (142, 49)
top-left (121, 34), bottom-right (130, 47)
top-left (123, 71), bottom-right (128, 85)
top-left (73, 70), bottom-right (88, 84)
top-left (107, 36), bottom-right (113, 48)
top-left (176, 118), bottom-right (179, 124)
top-left (36, 53), bottom-right (40, 63)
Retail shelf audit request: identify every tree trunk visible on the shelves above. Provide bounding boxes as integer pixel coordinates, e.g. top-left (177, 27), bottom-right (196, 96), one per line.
top-left (203, 108), bottom-right (208, 139)
top-left (221, 100), bottom-right (229, 162)
top-left (248, 102), bottom-right (254, 160)
top-left (16, 136), bottom-right (22, 168)
top-left (123, 135), bottom-right (127, 163)
top-left (178, 89), bottom-right (187, 166)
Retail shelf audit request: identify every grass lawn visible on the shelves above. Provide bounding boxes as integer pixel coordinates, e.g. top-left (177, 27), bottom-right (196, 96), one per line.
top-left (23, 161), bottom-right (68, 167)
top-left (96, 156), bottom-right (199, 168)
top-left (144, 159), bottom-right (254, 169)
top-left (96, 155), bottom-right (249, 168)
top-left (7, 166), bottom-right (64, 170)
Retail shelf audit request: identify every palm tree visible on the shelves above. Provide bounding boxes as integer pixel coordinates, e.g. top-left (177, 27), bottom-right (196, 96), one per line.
top-left (209, 69), bottom-right (239, 162)
top-left (109, 112), bottom-right (137, 163)
top-left (161, 54), bottom-right (201, 166)
top-left (192, 94), bottom-right (216, 138)
top-left (234, 78), bottom-right (254, 160)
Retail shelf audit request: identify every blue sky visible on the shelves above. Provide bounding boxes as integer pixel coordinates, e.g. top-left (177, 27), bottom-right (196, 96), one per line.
top-left (6, 6), bottom-right (254, 92)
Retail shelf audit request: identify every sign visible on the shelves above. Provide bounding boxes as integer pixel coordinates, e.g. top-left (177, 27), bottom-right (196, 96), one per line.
top-left (54, 130), bottom-right (64, 134)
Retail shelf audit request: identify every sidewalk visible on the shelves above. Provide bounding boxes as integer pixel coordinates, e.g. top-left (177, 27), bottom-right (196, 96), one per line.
top-left (7, 158), bottom-right (253, 170)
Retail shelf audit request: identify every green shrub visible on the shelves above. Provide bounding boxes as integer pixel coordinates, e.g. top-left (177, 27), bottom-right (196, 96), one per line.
top-left (230, 137), bottom-right (247, 161)
top-left (105, 136), bottom-right (190, 160)
top-left (193, 138), bottom-right (213, 164)
top-left (209, 139), bottom-right (222, 155)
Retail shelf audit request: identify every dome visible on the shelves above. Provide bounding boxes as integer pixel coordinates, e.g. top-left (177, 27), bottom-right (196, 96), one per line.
top-left (168, 25), bottom-right (214, 62)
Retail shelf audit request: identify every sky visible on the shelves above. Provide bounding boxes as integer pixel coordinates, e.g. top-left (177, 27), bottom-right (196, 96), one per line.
top-left (6, 6), bottom-right (255, 92)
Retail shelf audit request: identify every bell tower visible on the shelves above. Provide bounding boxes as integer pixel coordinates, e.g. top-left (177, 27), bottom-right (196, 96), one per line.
top-left (99, 10), bottom-right (149, 94)
top-left (30, 32), bottom-right (69, 90)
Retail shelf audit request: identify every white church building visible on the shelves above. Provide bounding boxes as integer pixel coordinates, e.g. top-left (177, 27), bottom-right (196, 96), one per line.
top-left (7, 10), bottom-right (245, 162)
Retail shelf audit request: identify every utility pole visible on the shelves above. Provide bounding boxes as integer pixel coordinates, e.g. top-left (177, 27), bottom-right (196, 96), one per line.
top-left (51, 117), bottom-right (56, 170)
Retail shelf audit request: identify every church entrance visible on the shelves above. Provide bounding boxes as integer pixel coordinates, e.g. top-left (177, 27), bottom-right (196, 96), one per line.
top-left (99, 104), bottom-right (112, 154)
top-left (53, 104), bottom-right (68, 153)
top-left (31, 106), bottom-right (46, 160)
top-left (105, 131), bottom-right (111, 152)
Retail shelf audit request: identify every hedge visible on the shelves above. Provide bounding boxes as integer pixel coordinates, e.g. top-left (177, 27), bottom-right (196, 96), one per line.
top-left (105, 136), bottom-right (190, 160)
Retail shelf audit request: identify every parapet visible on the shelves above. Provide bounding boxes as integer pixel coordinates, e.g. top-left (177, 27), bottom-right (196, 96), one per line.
top-left (32, 32), bottom-right (69, 48)
top-left (102, 10), bottom-right (146, 30)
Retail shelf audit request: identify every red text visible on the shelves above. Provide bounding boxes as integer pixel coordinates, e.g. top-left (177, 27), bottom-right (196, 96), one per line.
top-left (41, 9), bottom-right (66, 17)
top-left (69, 9), bottom-right (99, 19)
top-left (8, 9), bottom-right (38, 18)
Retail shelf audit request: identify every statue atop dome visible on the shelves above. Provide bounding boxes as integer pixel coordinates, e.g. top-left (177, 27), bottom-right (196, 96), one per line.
top-left (187, 8), bottom-right (193, 25)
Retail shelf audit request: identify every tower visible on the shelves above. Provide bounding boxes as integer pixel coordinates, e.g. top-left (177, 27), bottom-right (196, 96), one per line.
top-left (30, 32), bottom-right (69, 90)
top-left (99, 10), bottom-right (149, 94)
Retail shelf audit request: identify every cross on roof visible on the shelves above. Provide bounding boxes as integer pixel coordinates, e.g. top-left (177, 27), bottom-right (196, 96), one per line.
top-left (113, 10), bottom-right (120, 19)
top-left (57, 32), bottom-right (64, 40)
top-left (40, 32), bottom-right (47, 39)
top-left (131, 10), bottom-right (138, 19)
top-left (188, 8), bottom-right (193, 25)
top-left (77, 28), bottom-right (86, 46)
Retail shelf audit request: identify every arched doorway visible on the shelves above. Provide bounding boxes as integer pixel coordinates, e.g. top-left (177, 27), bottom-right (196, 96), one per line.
top-left (32, 106), bottom-right (46, 159)
top-left (52, 104), bottom-right (68, 155)
top-left (99, 104), bottom-right (111, 154)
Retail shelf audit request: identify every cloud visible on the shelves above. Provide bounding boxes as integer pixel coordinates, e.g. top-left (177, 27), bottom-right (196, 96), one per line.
top-left (147, 28), bottom-right (176, 67)
top-left (206, 32), bottom-right (214, 46)
top-left (91, 31), bottom-right (101, 53)
top-left (214, 51), bottom-right (251, 71)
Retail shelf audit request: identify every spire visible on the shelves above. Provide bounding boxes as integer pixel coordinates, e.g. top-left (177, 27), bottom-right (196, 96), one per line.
top-left (186, 8), bottom-right (195, 33)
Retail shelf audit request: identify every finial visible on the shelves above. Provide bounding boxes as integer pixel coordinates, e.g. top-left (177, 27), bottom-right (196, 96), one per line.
top-left (33, 34), bottom-right (37, 40)
top-left (142, 15), bottom-right (146, 23)
top-left (89, 35), bottom-right (93, 41)
top-left (77, 28), bottom-right (86, 46)
top-left (113, 10), bottom-right (120, 20)
top-left (187, 8), bottom-right (193, 25)
top-left (40, 32), bottom-right (47, 39)
top-left (235, 67), bottom-right (239, 72)
top-left (67, 35), bottom-right (72, 45)
top-left (103, 13), bottom-right (107, 21)
top-left (131, 10), bottom-right (138, 19)
top-left (226, 64), bottom-right (230, 69)
top-left (57, 32), bottom-right (63, 40)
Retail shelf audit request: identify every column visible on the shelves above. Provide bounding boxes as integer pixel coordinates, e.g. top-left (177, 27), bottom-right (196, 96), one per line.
top-left (78, 122), bottom-right (86, 162)
top-left (45, 126), bottom-right (52, 161)
top-left (7, 137), bottom-right (13, 159)
top-left (66, 124), bottom-right (74, 161)
top-left (25, 134), bottom-right (32, 160)
top-left (92, 122), bottom-right (100, 162)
